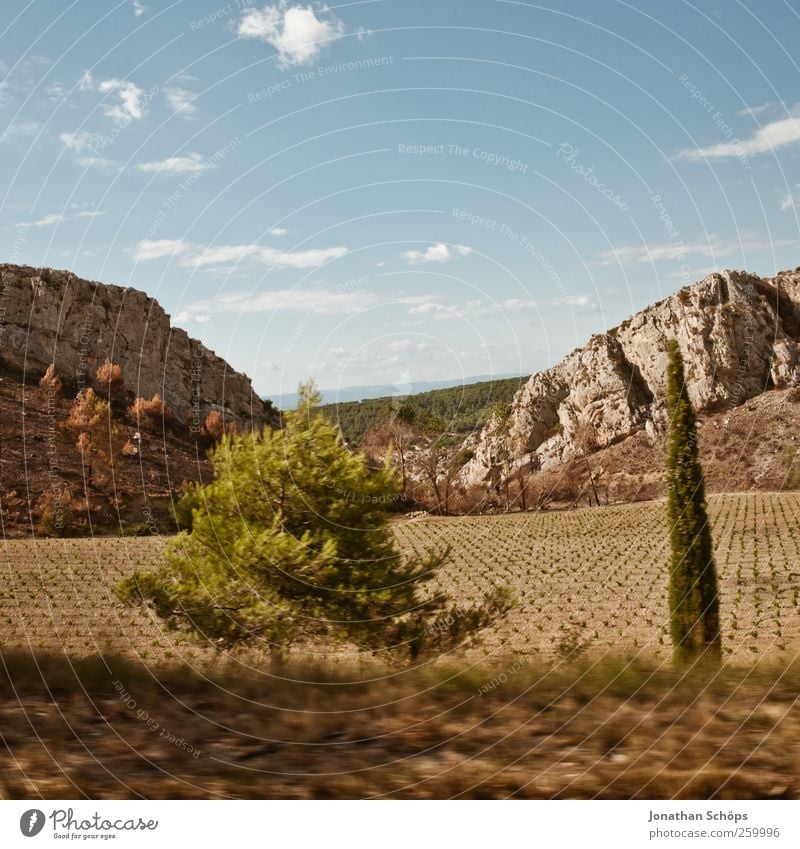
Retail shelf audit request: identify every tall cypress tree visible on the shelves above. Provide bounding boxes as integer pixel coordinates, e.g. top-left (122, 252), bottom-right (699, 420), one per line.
top-left (666, 339), bottom-right (722, 667)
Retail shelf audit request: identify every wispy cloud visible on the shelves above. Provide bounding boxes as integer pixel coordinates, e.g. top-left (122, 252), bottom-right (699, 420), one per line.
top-left (403, 243), bottom-right (474, 264)
top-left (188, 244), bottom-right (348, 269)
top-left (175, 289), bottom-right (432, 325)
top-left (408, 297), bottom-right (550, 322)
top-left (132, 1), bottom-right (146, 16)
top-left (136, 152), bottom-right (213, 175)
top-left (270, 226), bottom-right (289, 236)
top-left (30, 213), bottom-right (64, 227)
top-left (0, 121), bottom-right (40, 143)
top-left (132, 238), bottom-right (348, 269)
top-left (596, 239), bottom-right (736, 266)
top-left (177, 289), bottom-right (377, 323)
top-left (132, 239), bottom-right (193, 261)
top-left (553, 294), bottom-right (592, 307)
top-left (677, 115), bottom-right (800, 161)
top-left (237, 2), bottom-right (345, 68)
top-left (24, 208), bottom-right (106, 227)
top-left (164, 86), bottom-right (197, 117)
top-left (736, 101), bottom-right (776, 118)
top-left (77, 156), bottom-right (116, 169)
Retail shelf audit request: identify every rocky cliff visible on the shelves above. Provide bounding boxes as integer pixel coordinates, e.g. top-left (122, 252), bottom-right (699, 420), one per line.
top-left (462, 268), bottom-right (800, 487)
top-left (0, 264), bottom-right (267, 428)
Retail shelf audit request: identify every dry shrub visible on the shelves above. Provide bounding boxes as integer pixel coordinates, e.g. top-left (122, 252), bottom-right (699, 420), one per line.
top-left (76, 431), bottom-right (91, 457)
top-left (36, 487), bottom-right (74, 537)
top-left (448, 484), bottom-right (496, 515)
top-left (39, 363), bottom-right (63, 396)
top-left (202, 410), bottom-right (238, 441)
top-left (67, 388), bottom-right (110, 430)
top-left (121, 439), bottom-right (139, 457)
top-left (128, 394), bottom-right (174, 431)
top-left (95, 358), bottom-right (124, 399)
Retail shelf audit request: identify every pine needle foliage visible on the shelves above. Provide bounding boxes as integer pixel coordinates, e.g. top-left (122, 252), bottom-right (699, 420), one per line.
top-left (119, 382), bottom-right (508, 660)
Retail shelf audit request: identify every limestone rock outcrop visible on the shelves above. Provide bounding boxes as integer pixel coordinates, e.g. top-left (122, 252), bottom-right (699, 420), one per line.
top-left (0, 264), bottom-right (269, 428)
top-left (462, 269), bottom-right (800, 487)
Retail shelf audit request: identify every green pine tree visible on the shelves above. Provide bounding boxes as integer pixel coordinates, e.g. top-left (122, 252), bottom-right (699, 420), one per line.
top-left (665, 340), bottom-right (722, 667)
top-left (119, 382), bottom-right (507, 662)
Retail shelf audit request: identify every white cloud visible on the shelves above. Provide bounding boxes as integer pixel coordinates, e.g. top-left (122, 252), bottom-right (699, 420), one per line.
top-left (132, 239), bottom-right (193, 261)
top-left (59, 131), bottom-right (98, 152)
top-left (24, 207), bottom-right (106, 227)
top-left (553, 294), bottom-right (591, 307)
top-left (237, 2), bottom-right (345, 68)
top-left (270, 226), bottom-right (289, 236)
top-left (31, 213), bottom-right (64, 227)
top-left (132, 238), bottom-right (348, 268)
top-left (187, 244), bottom-right (347, 269)
top-left (165, 86), bottom-right (197, 117)
top-left (80, 72), bottom-right (146, 123)
top-left (78, 156), bottom-right (116, 169)
top-left (736, 101), bottom-right (775, 118)
top-left (178, 288), bottom-right (379, 322)
top-left (45, 82), bottom-right (68, 103)
top-left (596, 239), bottom-right (736, 266)
top-left (0, 121), bottom-right (40, 143)
top-left (132, 1), bottom-right (146, 16)
top-left (677, 115), bottom-right (800, 161)
top-left (136, 152), bottom-right (212, 175)
top-left (403, 243), bottom-right (474, 264)
top-left (408, 297), bottom-right (539, 321)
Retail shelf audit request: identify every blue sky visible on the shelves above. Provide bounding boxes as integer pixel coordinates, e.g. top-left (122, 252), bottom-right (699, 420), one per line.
top-left (2, 0), bottom-right (800, 398)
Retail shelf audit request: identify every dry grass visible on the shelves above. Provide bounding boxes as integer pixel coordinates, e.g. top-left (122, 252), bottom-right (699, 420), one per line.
top-left (0, 652), bottom-right (797, 799)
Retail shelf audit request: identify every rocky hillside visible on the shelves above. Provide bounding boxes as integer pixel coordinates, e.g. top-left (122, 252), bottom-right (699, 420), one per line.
top-left (462, 268), bottom-right (800, 489)
top-left (0, 264), bottom-right (267, 428)
top-left (0, 264), bottom-right (275, 536)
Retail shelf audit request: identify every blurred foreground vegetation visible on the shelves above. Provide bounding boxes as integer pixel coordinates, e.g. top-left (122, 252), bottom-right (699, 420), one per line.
top-left (1, 650), bottom-right (798, 799)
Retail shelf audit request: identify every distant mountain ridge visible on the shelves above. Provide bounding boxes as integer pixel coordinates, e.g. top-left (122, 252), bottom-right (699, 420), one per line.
top-left (266, 374), bottom-right (524, 409)
top-left (316, 375), bottom-right (528, 445)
